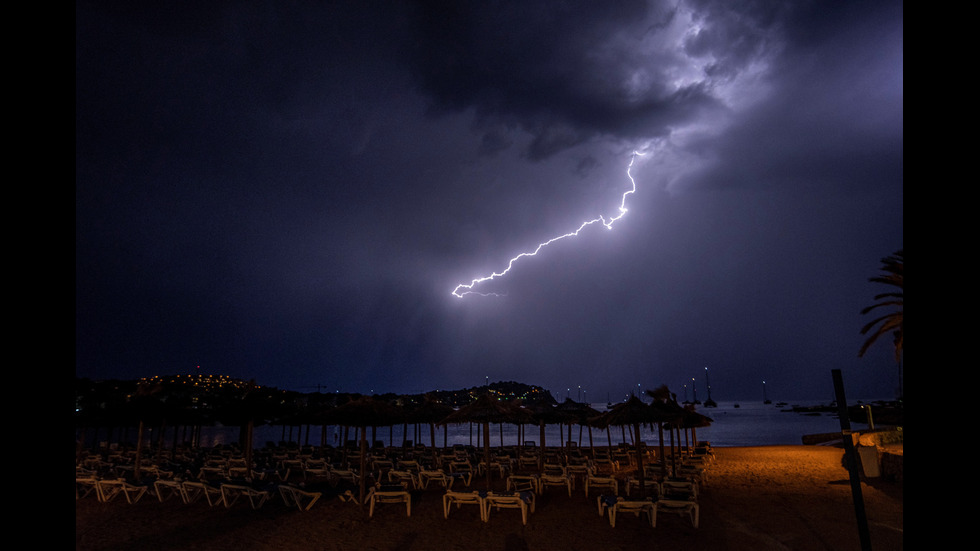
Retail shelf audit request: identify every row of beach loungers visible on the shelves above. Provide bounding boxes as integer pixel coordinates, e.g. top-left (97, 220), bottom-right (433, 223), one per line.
top-left (77, 442), bottom-right (714, 528)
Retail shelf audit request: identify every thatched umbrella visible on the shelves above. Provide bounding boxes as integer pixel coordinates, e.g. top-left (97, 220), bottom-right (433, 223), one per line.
top-left (528, 399), bottom-right (578, 470)
top-left (439, 393), bottom-right (532, 488)
top-left (329, 396), bottom-right (404, 505)
top-left (555, 398), bottom-right (602, 456)
top-left (406, 395), bottom-right (455, 461)
top-left (594, 395), bottom-right (669, 496)
top-left (679, 404), bottom-right (713, 446)
top-left (643, 386), bottom-right (686, 472)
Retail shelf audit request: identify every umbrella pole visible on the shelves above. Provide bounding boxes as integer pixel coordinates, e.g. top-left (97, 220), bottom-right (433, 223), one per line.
top-left (134, 420), bottom-right (144, 481)
top-left (358, 427), bottom-right (367, 506)
top-left (634, 422), bottom-right (644, 497)
top-left (245, 420), bottom-right (254, 479)
top-left (658, 422), bottom-right (667, 477)
top-left (669, 425), bottom-right (677, 475)
top-left (539, 422), bottom-right (545, 471)
top-left (483, 422), bottom-right (492, 489)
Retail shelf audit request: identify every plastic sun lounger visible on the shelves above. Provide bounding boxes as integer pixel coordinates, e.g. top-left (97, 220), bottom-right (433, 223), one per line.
top-left (661, 479), bottom-right (698, 500)
top-left (181, 481), bottom-right (224, 506)
top-left (96, 479), bottom-right (148, 504)
top-left (483, 492), bottom-right (534, 525)
top-left (76, 476), bottom-right (100, 500)
top-left (608, 498), bottom-right (655, 527)
top-left (585, 475), bottom-right (618, 497)
top-left (387, 470), bottom-right (418, 490)
top-left (654, 498), bottom-right (700, 528)
top-left (625, 478), bottom-right (661, 498)
top-left (506, 475), bottom-right (539, 494)
top-left (220, 483), bottom-right (270, 509)
top-left (367, 487), bottom-right (412, 517)
top-left (538, 473), bottom-right (572, 496)
top-left (153, 479), bottom-right (186, 502)
top-left (329, 468), bottom-right (359, 487)
top-left (278, 485), bottom-right (322, 511)
top-left (443, 490), bottom-right (485, 520)
top-left (419, 470), bottom-right (452, 490)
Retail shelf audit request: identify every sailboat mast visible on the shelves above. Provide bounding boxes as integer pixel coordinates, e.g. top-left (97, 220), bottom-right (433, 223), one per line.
top-left (705, 367), bottom-right (712, 400)
top-left (704, 366), bottom-right (717, 407)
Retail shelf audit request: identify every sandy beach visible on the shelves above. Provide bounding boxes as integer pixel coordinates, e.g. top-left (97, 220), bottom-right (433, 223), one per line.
top-left (76, 445), bottom-right (903, 551)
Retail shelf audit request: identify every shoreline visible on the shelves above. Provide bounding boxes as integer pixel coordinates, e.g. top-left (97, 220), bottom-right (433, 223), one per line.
top-left (77, 445), bottom-right (902, 551)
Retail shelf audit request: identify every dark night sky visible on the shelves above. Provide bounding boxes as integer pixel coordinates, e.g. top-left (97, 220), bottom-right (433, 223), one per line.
top-left (76, 1), bottom-right (903, 403)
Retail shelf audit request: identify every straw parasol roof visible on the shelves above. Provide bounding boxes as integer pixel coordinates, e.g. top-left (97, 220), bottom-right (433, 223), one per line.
top-left (330, 396), bottom-right (405, 505)
top-left (405, 395), bottom-right (455, 451)
top-left (439, 393), bottom-right (533, 488)
top-left (595, 394), bottom-right (675, 496)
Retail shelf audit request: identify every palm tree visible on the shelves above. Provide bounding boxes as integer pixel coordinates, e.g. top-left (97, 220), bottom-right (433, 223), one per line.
top-left (859, 249), bottom-right (903, 362)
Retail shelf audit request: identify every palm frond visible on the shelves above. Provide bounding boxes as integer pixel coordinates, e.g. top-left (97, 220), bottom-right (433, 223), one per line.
top-left (858, 249), bottom-right (903, 361)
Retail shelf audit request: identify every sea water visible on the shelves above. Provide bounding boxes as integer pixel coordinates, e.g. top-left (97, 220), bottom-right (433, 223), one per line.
top-left (148, 399), bottom-right (875, 450)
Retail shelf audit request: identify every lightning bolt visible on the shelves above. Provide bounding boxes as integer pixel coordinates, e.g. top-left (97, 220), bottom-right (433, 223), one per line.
top-left (452, 150), bottom-right (645, 298)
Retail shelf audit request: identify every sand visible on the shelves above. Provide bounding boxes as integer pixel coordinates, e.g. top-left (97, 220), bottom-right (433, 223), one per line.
top-left (76, 446), bottom-right (903, 551)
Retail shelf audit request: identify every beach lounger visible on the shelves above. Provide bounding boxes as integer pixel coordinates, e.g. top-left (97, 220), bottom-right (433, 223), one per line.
top-left (397, 459), bottom-right (422, 473)
top-left (419, 469), bottom-right (452, 490)
top-left (518, 456), bottom-right (538, 470)
top-left (181, 481), bottom-right (224, 506)
top-left (278, 484), bottom-right (322, 511)
top-left (367, 485), bottom-right (412, 517)
top-left (661, 479), bottom-right (698, 500)
top-left (153, 479), bottom-right (186, 502)
top-left (506, 474), bottom-right (539, 494)
top-left (539, 471), bottom-right (572, 496)
top-left (443, 490), bottom-right (485, 520)
top-left (596, 494), bottom-right (617, 518)
top-left (564, 464), bottom-right (590, 490)
top-left (483, 491), bottom-right (534, 525)
top-left (220, 483), bottom-right (270, 509)
top-left (329, 467), bottom-right (359, 487)
top-left (608, 497), bottom-right (656, 527)
top-left (654, 498), bottom-right (700, 528)
top-left (585, 475), bottom-right (618, 497)
top-left (76, 476), bottom-right (100, 500)
top-left (371, 459), bottom-right (394, 479)
top-left (625, 477), bottom-right (661, 498)
top-left (675, 464), bottom-right (708, 486)
top-left (96, 478), bottom-right (148, 504)
top-left (388, 470), bottom-right (418, 489)
top-left (448, 461), bottom-right (474, 487)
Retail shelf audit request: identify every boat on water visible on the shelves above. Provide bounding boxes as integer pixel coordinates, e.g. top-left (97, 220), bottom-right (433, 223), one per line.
top-left (703, 367), bottom-right (717, 407)
top-left (763, 380), bottom-right (772, 405)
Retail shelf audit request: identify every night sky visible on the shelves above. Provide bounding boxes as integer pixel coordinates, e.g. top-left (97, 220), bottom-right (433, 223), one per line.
top-left (75, 1), bottom-right (903, 403)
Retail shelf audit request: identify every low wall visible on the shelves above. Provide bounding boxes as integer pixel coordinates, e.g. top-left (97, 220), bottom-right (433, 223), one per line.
top-left (880, 449), bottom-right (903, 483)
top-left (857, 429), bottom-right (903, 483)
